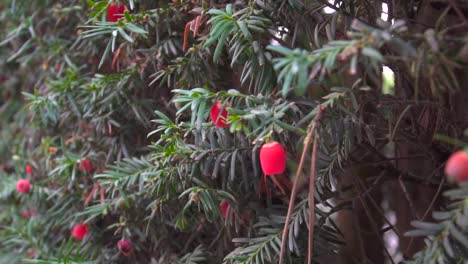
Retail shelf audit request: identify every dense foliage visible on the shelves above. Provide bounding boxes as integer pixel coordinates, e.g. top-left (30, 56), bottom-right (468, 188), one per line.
top-left (0, 0), bottom-right (467, 263)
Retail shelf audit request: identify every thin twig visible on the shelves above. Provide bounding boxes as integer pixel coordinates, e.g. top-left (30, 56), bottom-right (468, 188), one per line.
top-left (352, 173), bottom-right (396, 264)
top-left (398, 174), bottom-right (420, 219)
top-left (446, 0), bottom-right (468, 27)
top-left (182, 218), bottom-right (205, 253)
top-left (356, 172), bottom-right (403, 239)
top-left (356, 194), bottom-right (396, 264)
top-left (278, 130), bottom-right (313, 263)
top-left (404, 175), bottom-right (445, 255)
top-left (279, 106), bottom-right (324, 264)
top-left (421, 177), bottom-right (445, 220)
top-left (208, 225), bottom-right (225, 250)
top-left (307, 135), bottom-right (318, 264)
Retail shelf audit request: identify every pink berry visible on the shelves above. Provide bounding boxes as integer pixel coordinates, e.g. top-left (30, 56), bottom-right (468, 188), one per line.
top-left (445, 151), bottom-right (468, 184)
top-left (16, 179), bottom-right (31, 193)
top-left (117, 239), bottom-right (132, 256)
top-left (25, 164), bottom-right (32, 174)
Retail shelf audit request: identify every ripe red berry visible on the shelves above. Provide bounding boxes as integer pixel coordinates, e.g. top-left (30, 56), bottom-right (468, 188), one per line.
top-left (2, 165), bottom-right (13, 173)
top-left (16, 179), bottom-right (31, 193)
top-left (445, 151), bottom-right (468, 184)
top-left (210, 102), bottom-right (229, 128)
top-left (107, 3), bottom-right (127, 22)
top-left (117, 239), bottom-right (132, 256)
top-left (78, 159), bottom-right (93, 174)
top-left (71, 223), bottom-right (88, 240)
top-left (25, 164), bottom-right (32, 175)
top-left (21, 210), bottom-right (37, 218)
top-left (220, 201), bottom-right (235, 219)
top-left (260, 141), bottom-right (286, 175)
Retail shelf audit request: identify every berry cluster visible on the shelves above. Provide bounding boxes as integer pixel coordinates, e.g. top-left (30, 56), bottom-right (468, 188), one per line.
top-left (16, 160), bottom-right (133, 256)
top-left (211, 101), bottom-right (289, 214)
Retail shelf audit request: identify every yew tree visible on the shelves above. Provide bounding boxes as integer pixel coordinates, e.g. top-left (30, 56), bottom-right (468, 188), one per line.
top-left (0, 0), bottom-right (467, 263)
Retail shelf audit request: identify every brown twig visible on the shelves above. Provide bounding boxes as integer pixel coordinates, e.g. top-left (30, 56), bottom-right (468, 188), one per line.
top-left (398, 174), bottom-right (420, 219)
top-left (352, 173), bottom-right (396, 264)
top-left (421, 177), bottom-right (445, 221)
top-left (84, 183), bottom-right (99, 206)
top-left (355, 172), bottom-right (404, 239)
top-left (356, 193), bottom-right (397, 264)
top-left (279, 105), bottom-right (324, 264)
top-left (447, 0), bottom-right (468, 26)
top-left (404, 175), bottom-right (445, 256)
top-left (307, 135), bottom-right (318, 264)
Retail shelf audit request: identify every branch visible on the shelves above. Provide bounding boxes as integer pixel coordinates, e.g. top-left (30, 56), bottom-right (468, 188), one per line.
top-left (307, 134), bottom-right (319, 264)
top-left (279, 105), bottom-right (324, 264)
top-left (404, 173), bottom-right (446, 256)
top-left (447, 0), bottom-right (468, 27)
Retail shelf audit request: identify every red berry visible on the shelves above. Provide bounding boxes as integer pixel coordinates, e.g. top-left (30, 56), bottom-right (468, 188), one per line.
top-left (2, 165), bottom-right (13, 173)
top-left (445, 151), bottom-right (468, 184)
top-left (21, 211), bottom-right (30, 218)
top-left (220, 201), bottom-right (235, 219)
top-left (78, 159), bottom-right (93, 174)
top-left (107, 3), bottom-right (127, 22)
top-left (25, 164), bottom-right (32, 175)
top-left (71, 223), bottom-right (88, 240)
top-left (0, 75), bottom-right (7, 83)
top-left (117, 239), bottom-right (132, 256)
top-left (21, 210), bottom-right (37, 218)
top-left (16, 179), bottom-right (31, 193)
top-left (260, 141), bottom-right (286, 175)
top-left (210, 102), bottom-right (229, 128)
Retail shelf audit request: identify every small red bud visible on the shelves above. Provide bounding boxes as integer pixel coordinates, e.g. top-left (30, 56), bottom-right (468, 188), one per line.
top-left (25, 164), bottom-right (32, 175)
top-left (16, 179), bottom-right (31, 193)
top-left (220, 201), bottom-right (235, 219)
top-left (78, 159), bottom-right (93, 174)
